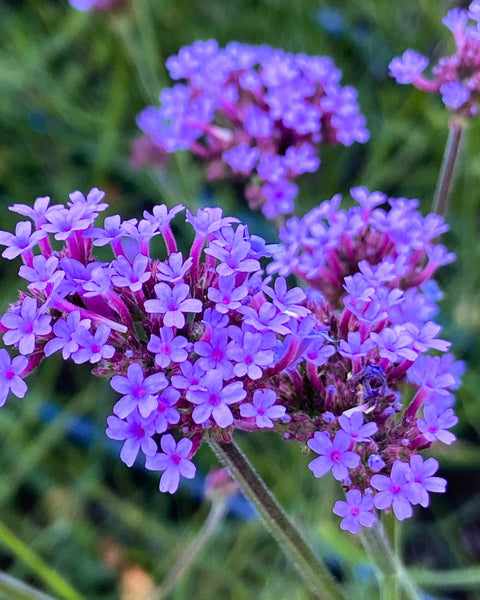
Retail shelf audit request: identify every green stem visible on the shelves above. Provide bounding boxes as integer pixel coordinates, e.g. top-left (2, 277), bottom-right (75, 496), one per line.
top-left (432, 118), bottom-right (466, 216)
top-left (360, 521), bottom-right (420, 600)
top-left (148, 499), bottom-right (227, 600)
top-left (0, 521), bottom-right (85, 600)
top-left (0, 571), bottom-right (58, 600)
top-left (208, 436), bottom-right (345, 600)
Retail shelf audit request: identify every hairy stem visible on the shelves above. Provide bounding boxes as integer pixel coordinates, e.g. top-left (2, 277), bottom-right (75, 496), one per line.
top-left (360, 520), bottom-right (420, 600)
top-left (432, 119), bottom-right (466, 216)
top-left (208, 435), bottom-right (345, 600)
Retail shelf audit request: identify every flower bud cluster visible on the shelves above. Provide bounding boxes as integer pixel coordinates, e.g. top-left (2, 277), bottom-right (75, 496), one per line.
top-left (0, 189), bottom-right (308, 494)
top-left (136, 40), bottom-right (369, 219)
top-left (268, 187), bottom-right (463, 533)
top-left (389, 1), bottom-right (480, 117)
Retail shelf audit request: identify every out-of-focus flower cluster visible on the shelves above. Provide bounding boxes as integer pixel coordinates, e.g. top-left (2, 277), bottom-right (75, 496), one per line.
top-left (268, 187), bottom-right (463, 533)
top-left (136, 40), bottom-right (369, 219)
top-left (389, 1), bottom-right (480, 116)
top-left (0, 187), bottom-right (462, 532)
top-left (0, 189), bottom-right (309, 494)
top-left (69, 0), bottom-right (128, 11)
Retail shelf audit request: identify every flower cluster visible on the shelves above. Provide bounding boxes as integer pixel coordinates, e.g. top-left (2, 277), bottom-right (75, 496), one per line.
top-left (0, 189), bottom-right (309, 494)
top-left (136, 40), bottom-right (369, 219)
top-left (268, 187), bottom-right (463, 533)
top-left (389, 1), bottom-right (480, 116)
top-left (69, 0), bottom-right (128, 11)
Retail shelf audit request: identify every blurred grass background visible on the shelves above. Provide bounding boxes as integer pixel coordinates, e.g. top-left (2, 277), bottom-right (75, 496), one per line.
top-left (1, 0), bottom-right (480, 598)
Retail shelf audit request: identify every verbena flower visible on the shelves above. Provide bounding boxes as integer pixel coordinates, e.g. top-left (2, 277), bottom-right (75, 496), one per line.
top-left (0, 187), bottom-right (462, 530)
top-left (135, 41), bottom-right (369, 218)
top-left (389, 1), bottom-right (480, 117)
top-left (268, 187), bottom-right (462, 532)
top-left (0, 189), bottom-right (308, 495)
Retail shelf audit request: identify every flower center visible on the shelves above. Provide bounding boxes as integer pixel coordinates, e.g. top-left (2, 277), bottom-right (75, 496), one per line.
top-left (331, 450), bottom-right (342, 463)
top-left (350, 506), bottom-right (360, 517)
top-left (209, 393), bottom-right (221, 406)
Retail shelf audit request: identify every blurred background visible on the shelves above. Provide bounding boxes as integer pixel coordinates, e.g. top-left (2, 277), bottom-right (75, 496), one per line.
top-left (1, 1), bottom-right (480, 598)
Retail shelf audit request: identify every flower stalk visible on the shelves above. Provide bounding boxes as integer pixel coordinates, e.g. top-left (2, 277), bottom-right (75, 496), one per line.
top-left (432, 118), bottom-right (466, 216)
top-left (208, 435), bottom-right (345, 600)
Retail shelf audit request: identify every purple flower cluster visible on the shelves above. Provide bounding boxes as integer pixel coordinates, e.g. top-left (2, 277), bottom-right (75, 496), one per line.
top-left (389, 1), bottom-right (480, 116)
top-left (136, 41), bottom-right (369, 218)
top-left (268, 187), bottom-right (463, 533)
top-left (69, 0), bottom-right (128, 11)
top-left (0, 189), bottom-right (307, 494)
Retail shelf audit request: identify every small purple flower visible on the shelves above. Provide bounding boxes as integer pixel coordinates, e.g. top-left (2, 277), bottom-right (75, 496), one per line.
top-left (153, 387), bottom-right (181, 433)
top-left (147, 327), bottom-right (189, 369)
top-left (338, 331), bottom-right (375, 359)
top-left (185, 207), bottom-right (238, 237)
top-left (367, 454), bottom-right (386, 473)
top-left (227, 329), bottom-right (274, 380)
top-left (194, 329), bottom-right (234, 378)
top-left (405, 455), bottom-right (446, 507)
top-left (111, 363), bottom-right (168, 419)
top-left (156, 253), bottom-right (193, 284)
top-left (44, 311), bottom-right (92, 359)
top-left (71, 324), bottom-right (115, 365)
top-left (0, 221), bottom-right (46, 260)
top-left (440, 82), bottom-right (471, 110)
top-left (239, 389), bottom-right (285, 428)
top-left (338, 411), bottom-right (378, 443)
top-left (388, 50), bottom-right (429, 84)
top-left (0, 349), bottom-right (28, 407)
top-left (42, 206), bottom-right (92, 241)
top-left (208, 275), bottom-right (248, 314)
top-left (206, 234), bottom-right (260, 276)
top-left (19, 256), bottom-right (63, 291)
top-left (145, 434), bottom-right (196, 494)
top-left (170, 360), bottom-right (205, 390)
top-left (223, 144), bottom-right (260, 174)
top-left (262, 181), bottom-right (298, 219)
top-left (333, 489), bottom-right (376, 534)
top-left (371, 461), bottom-right (418, 520)
top-left (417, 404), bottom-right (458, 444)
top-left (304, 337), bottom-right (336, 366)
top-left (144, 282), bottom-right (202, 328)
top-left (264, 276), bottom-right (309, 318)
top-left (9, 196), bottom-right (62, 228)
top-left (308, 430), bottom-right (360, 481)
top-left (112, 254), bottom-right (151, 292)
top-left (2, 297), bottom-right (52, 355)
top-left (186, 370), bottom-right (246, 428)
top-left (143, 204), bottom-right (185, 229)
top-left (106, 409), bottom-right (157, 467)
top-left (239, 302), bottom-right (292, 335)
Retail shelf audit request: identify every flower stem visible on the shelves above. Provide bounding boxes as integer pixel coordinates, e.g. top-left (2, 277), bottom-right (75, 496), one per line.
top-left (208, 435), bottom-right (345, 600)
top-left (147, 499), bottom-right (227, 600)
top-left (360, 520), bottom-right (420, 600)
top-left (432, 118), bottom-right (466, 217)
top-left (0, 572), bottom-right (58, 600)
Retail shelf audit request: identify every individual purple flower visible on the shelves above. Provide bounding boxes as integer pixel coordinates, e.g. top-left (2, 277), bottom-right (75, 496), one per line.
top-left (186, 370), bottom-right (246, 428)
top-left (264, 276), bottom-right (309, 318)
top-left (388, 50), bottom-right (429, 84)
top-left (106, 409), bottom-right (157, 467)
top-left (367, 454), bottom-right (386, 473)
top-left (156, 253), bottom-right (193, 284)
top-left (185, 207), bottom-right (238, 237)
top-left (170, 360), bottom-right (205, 390)
top-left (153, 387), bottom-right (181, 433)
top-left (19, 256), bottom-right (63, 291)
top-left (44, 311), bottom-right (92, 359)
top-left (303, 336), bottom-right (336, 366)
top-left (86, 215), bottom-right (135, 248)
top-left (370, 327), bottom-right (417, 363)
top-left (111, 254), bottom-right (151, 292)
top-left (262, 181), bottom-right (298, 219)
top-left (223, 144), bottom-right (260, 174)
top-left (111, 363), bottom-right (168, 419)
top-left (333, 489), bottom-right (376, 534)
top-left (9, 196), bottom-right (62, 228)
top-left (338, 331), bottom-right (375, 359)
top-left (308, 430), bottom-right (360, 481)
top-left (206, 236), bottom-right (260, 276)
top-left (239, 389), bottom-right (285, 428)
top-left (207, 275), bottom-right (248, 314)
top-left (71, 324), bottom-right (115, 365)
top-left (0, 221), bottom-right (46, 260)
top-left (283, 144), bottom-right (320, 175)
top-left (144, 282), bottom-right (202, 328)
top-left (42, 206), bottom-right (92, 241)
top-left (1, 297), bottom-right (52, 355)
top-left (440, 82), bottom-right (471, 109)
top-left (404, 321), bottom-right (451, 353)
top-left (371, 461), bottom-right (419, 520)
top-left (417, 404), bottom-right (458, 444)
top-left (338, 411), bottom-right (378, 443)
top-left (145, 434), bottom-right (196, 494)
top-left (143, 204), bottom-right (185, 229)
top-left (0, 349), bottom-right (28, 407)
top-left (239, 302), bottom-right (292, 335)
top-left (194, 328), bottom-right (234, 378)
top-left (227, 329), bottom-right (275, 380)
top-left (405, 455), bottom-right (446, 507)
top-left (147, 327), bottom-right (190, 369)
top-left (408, 355), bottom-right (457, 398)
